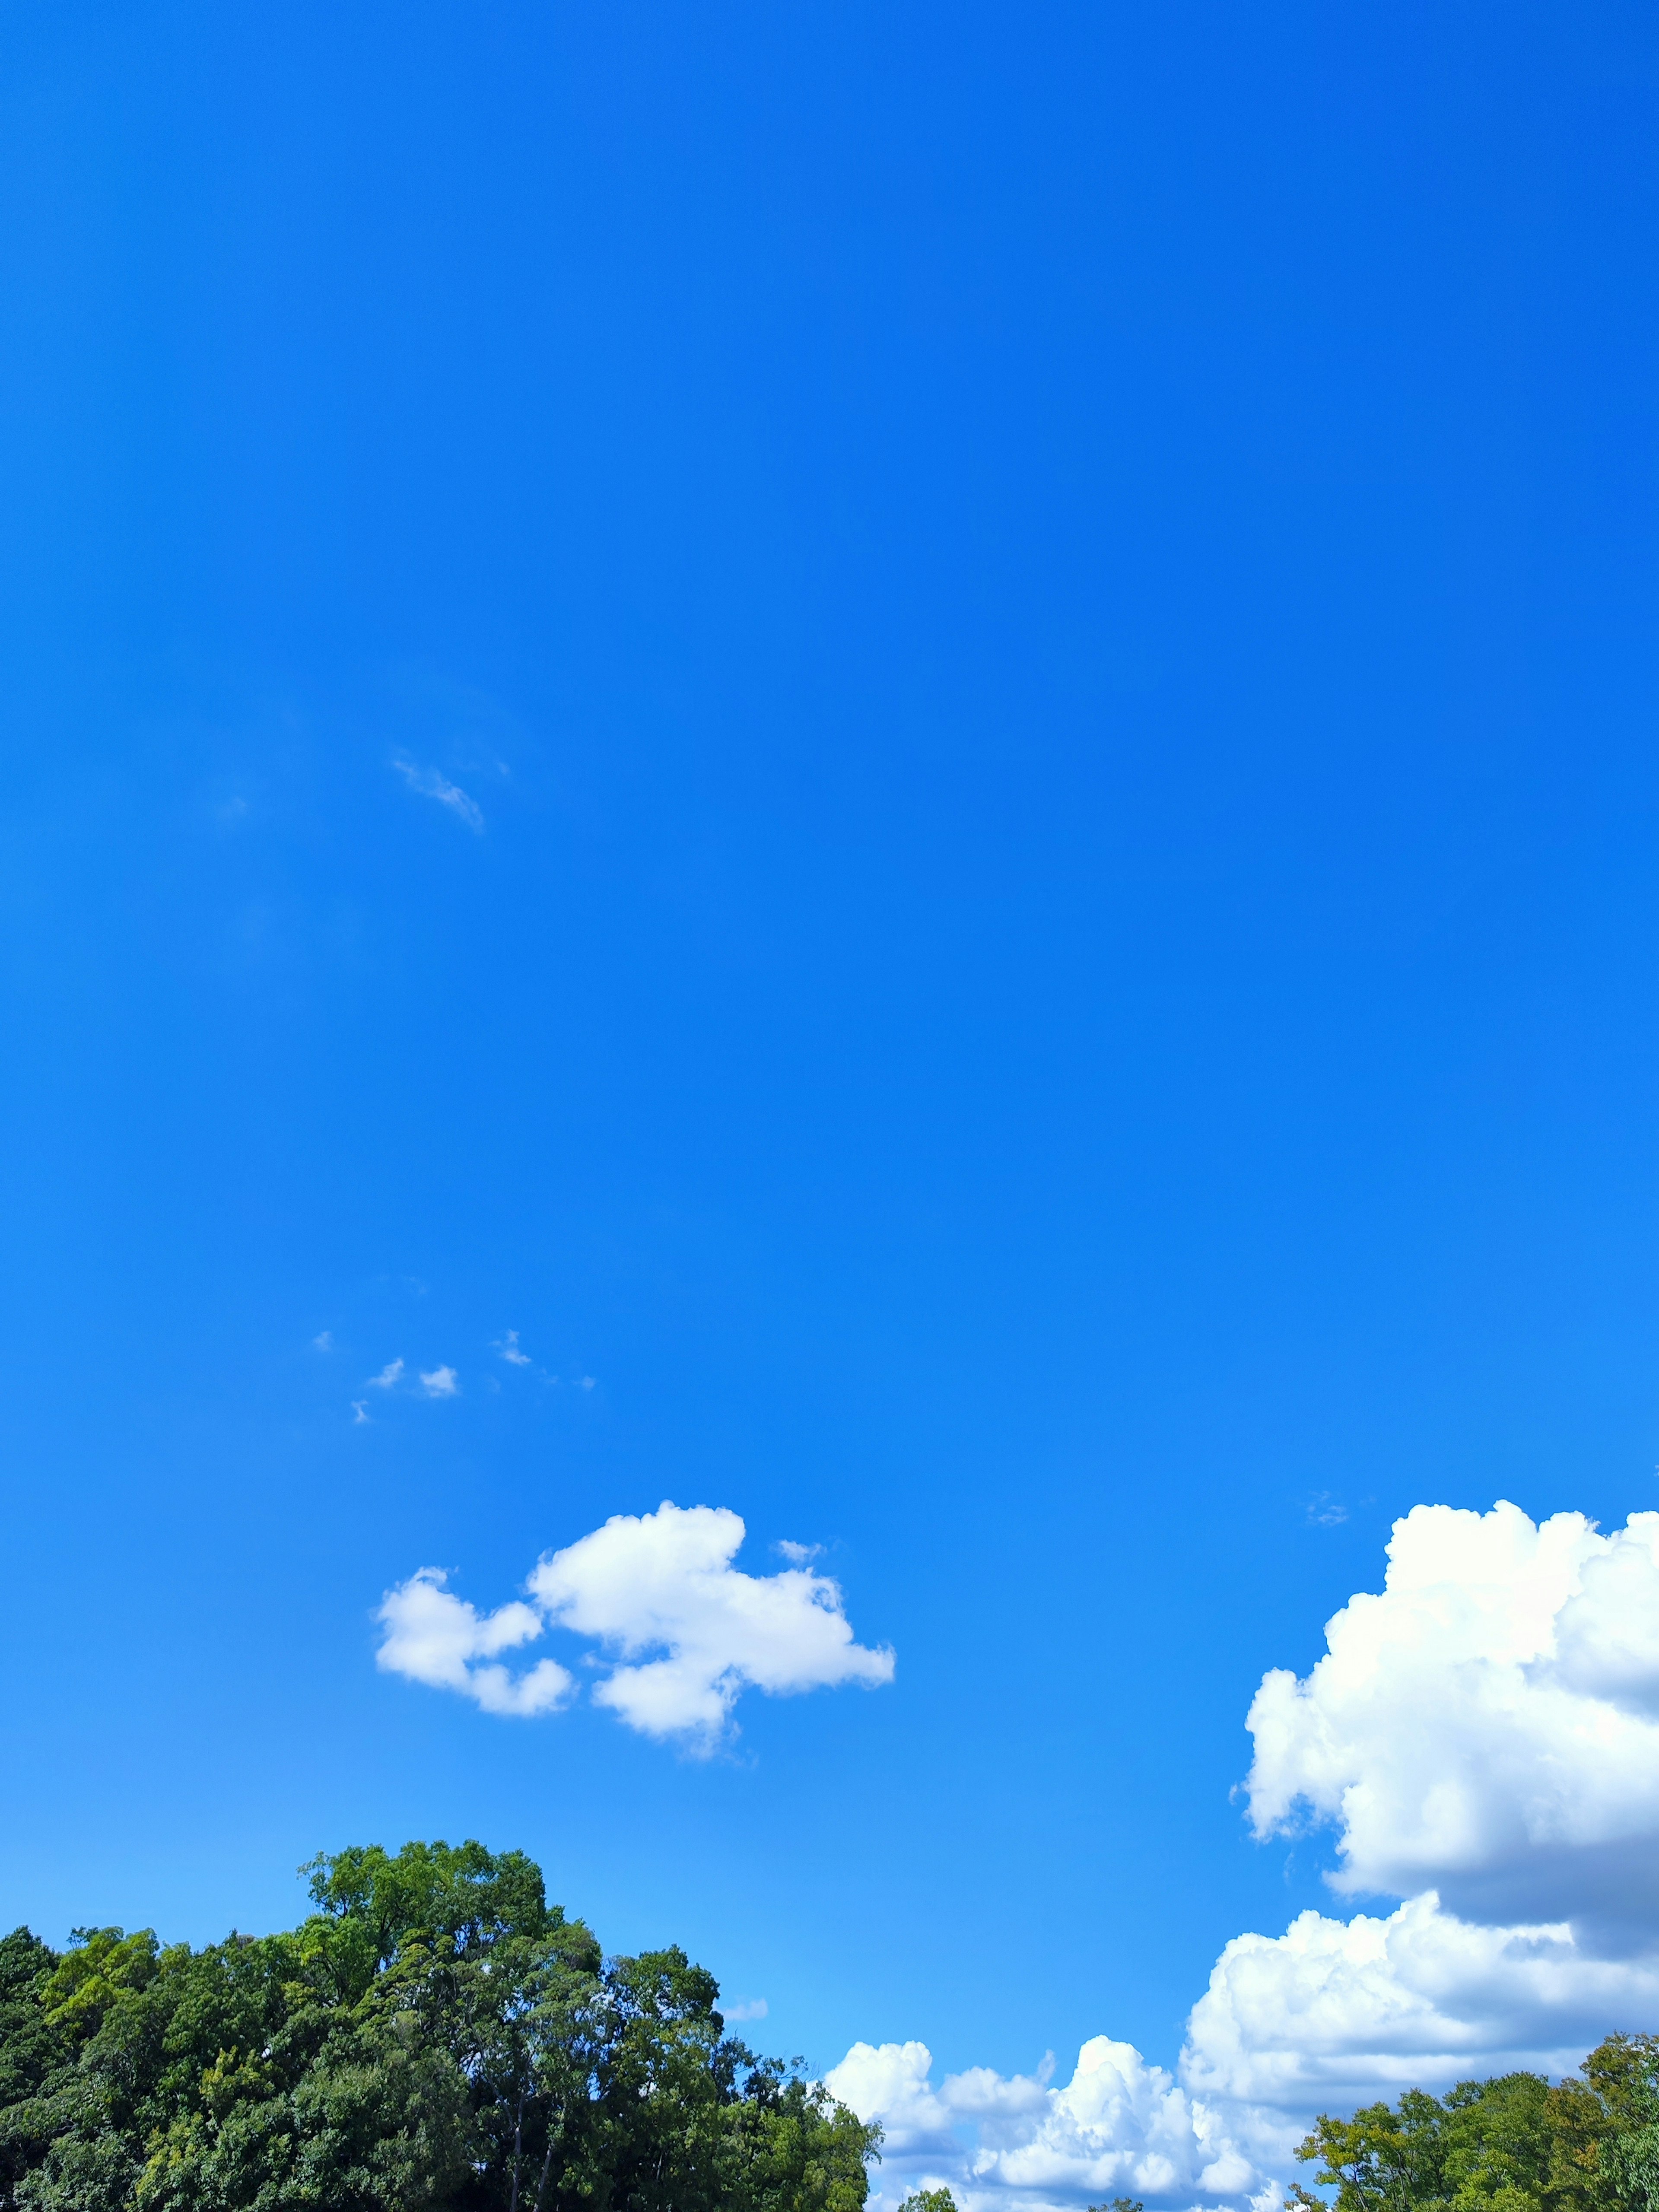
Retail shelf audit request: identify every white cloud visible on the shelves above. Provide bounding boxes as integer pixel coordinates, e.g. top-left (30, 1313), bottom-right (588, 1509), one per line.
top-left (527, 1502), bottom-right (894, 1743)
top-left (393, 756), bottom-right (485, 832)
top-left (369, 1358), bottom-right (404, 1389)
top-left (776, 1539), bottom-right (820, 1566)
top-left (496, 1330), bottom-right (532, 1367)
top-left (374, 1568), bottom-right (573, 1718)
top-left (376, 1501), bottom-right (893, 1746)
top-left (724, 1997), bottom-right (769, 2023)
top-left (1182, 1891), bottom-right (1659, 2113)
top-left (826, 2039), bottom-right (1271, 2212)
top-left (351, 1401), bottom-right (370, 1425)
top-left (1244, 1501), bottom-right (1659, 1942)
top-left (420, 1365), bottom-right (460, 1398)
top-left (826, 1503), bottom-right (1659, 2212)
top-left (312, 1330), bottom-right (333, 1352)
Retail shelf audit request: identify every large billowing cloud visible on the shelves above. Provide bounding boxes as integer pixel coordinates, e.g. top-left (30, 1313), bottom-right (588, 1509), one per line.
top-left (829, 1503), bottom-right (1659, 2212)
top-left (825, 2038), bottom-right (1273, 2212)
top-left (377, 1501), bottom-right (894, 1746)
top-left (1182, 1891), bottom-right (1659, 2111)
top-left (1244, 1502), bottom-right (1659, 1943)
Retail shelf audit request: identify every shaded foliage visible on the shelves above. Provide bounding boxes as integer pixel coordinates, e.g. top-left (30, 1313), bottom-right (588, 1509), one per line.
top-left (0, 1842), bottom-right (878, 2212)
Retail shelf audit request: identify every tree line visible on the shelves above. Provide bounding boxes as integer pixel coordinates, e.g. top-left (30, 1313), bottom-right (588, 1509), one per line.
top-left (1289, 2036), bottom-right (1659, 2210)
top-left (0, 1840), bottom-right (878, 2212)
top-left (6, 1836), bottom-right (1651, 2212)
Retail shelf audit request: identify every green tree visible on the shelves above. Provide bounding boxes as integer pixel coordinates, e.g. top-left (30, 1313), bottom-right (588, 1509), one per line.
top-left (0, 1930), bottom-right (68, 2212)
top-left (1288, 2086), bottom-right (1451, 2211)
top-left (0, 1841), bottom-right (877, 2212)
top-left (1553, 2034), bottom-right (1659, 2212)
top-left (1442, 2073), bottom-right (1552, 2211)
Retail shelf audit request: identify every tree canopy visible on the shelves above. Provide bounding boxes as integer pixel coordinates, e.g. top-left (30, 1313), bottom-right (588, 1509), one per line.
top-left (0, 1841), bottom-right (878, 2212)
top-left (1289, 2034), bottom-right (1659, 2212)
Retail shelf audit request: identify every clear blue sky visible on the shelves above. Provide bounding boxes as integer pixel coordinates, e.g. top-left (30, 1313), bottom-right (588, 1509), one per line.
top-left (2, 0), bottom-right (1657, 2098)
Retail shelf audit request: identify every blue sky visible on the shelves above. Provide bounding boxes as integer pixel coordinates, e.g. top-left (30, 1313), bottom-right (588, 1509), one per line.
top-left (3, 4), bottom-right (1659, 2201)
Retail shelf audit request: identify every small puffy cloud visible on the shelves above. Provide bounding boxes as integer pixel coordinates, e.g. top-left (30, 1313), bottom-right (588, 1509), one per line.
top-left (724, 1997), bottom-right (768, 2023)
top-left (527, 1503), bottom-right (894, 1743)
top-left (775, 1540), bottom-right (820, 1566)
top-left (369, 1358), bottom-right (404, 1389)
top-left (377, 1502), bottom-right (893, 1747)
top-left (420, 1365), bottom-right (460, 1398)
top-left (496, 1331), bottom-right (532, 1367)
top-left (1244, 1502), bottom-right (1659, 1941)
top-left (393, 756), bottom-right (485, 832)
top-left (375, 1568), bottom-right (573, 1718)
top-left (826, 2038), bottom-right (1267, 2212)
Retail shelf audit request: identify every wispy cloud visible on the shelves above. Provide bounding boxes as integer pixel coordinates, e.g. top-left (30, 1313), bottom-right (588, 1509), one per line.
top-left (1305, 1491), bottom-right (1348, 1527)
top-left (775, 1539), bottom-right (820, 1566)
top-left (496, 1330), bottom-right (532, 1367)
top-left (420, 1365), bottom-right (459, 1398)
top-left (312, 1329), bottom-right (333, 1352)
top-left (392, 756), bottom-right (485, 833)
top-left (723, 1997), bottom-right (768, 2023)
top-left (368, 1358), bottom-right (404, 1389)
top-left (351, 1401), bottom-right (370, 1425)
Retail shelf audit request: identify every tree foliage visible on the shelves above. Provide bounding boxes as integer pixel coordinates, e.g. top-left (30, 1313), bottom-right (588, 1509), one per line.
top-left (0, 1841), bottom-right (879, 2212)
top-left (1288, 2034), bottom-right (1659, 2212)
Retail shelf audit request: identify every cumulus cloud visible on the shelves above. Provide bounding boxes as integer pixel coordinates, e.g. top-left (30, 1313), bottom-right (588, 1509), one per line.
top-left (1244, 1501), bottom-right (1659, 1942)
top-left (496, 1330), bottom-right (532, 1367)
top-left (826, 2038), bottom-right (1269, 2212)
top-left (527, 1503), bottom-right (893, 1741)
top-left (828, 1502), bottom-right (1659, 2212)
top-left (376, 1501), bottom-right (893, 1746)
top-left (420, 1365), bottom-right (460, 1398)
top-left (369, 1358), bottom-right (404, 1389)
top-left (393, 756), bottom-right (485, 832)
top-left (375, 1568), bottom-right (573, 1717)
top-left (1182, 1891), bottom-right (1659, 2113)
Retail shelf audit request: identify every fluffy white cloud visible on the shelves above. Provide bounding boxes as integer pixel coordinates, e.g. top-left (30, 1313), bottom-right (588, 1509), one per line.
top-left (1244, 1502), bottom-right (1659, 1941)
top-left (376, 1501), bottom-right (893, 1745)
top-left (826, 1503), bottom-right (1659, 2212)
top-left (825, 2039), bottom-right (1271, 2212)
top-left (1182, 1891), bottom-right (1659, 2112)
top-left (420, 1365), bottom-right (460, 1397)
top-left (375, 1568), bottom-right (573, 1717)
top-left (527, 1503), bottom-right (894, 1740)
